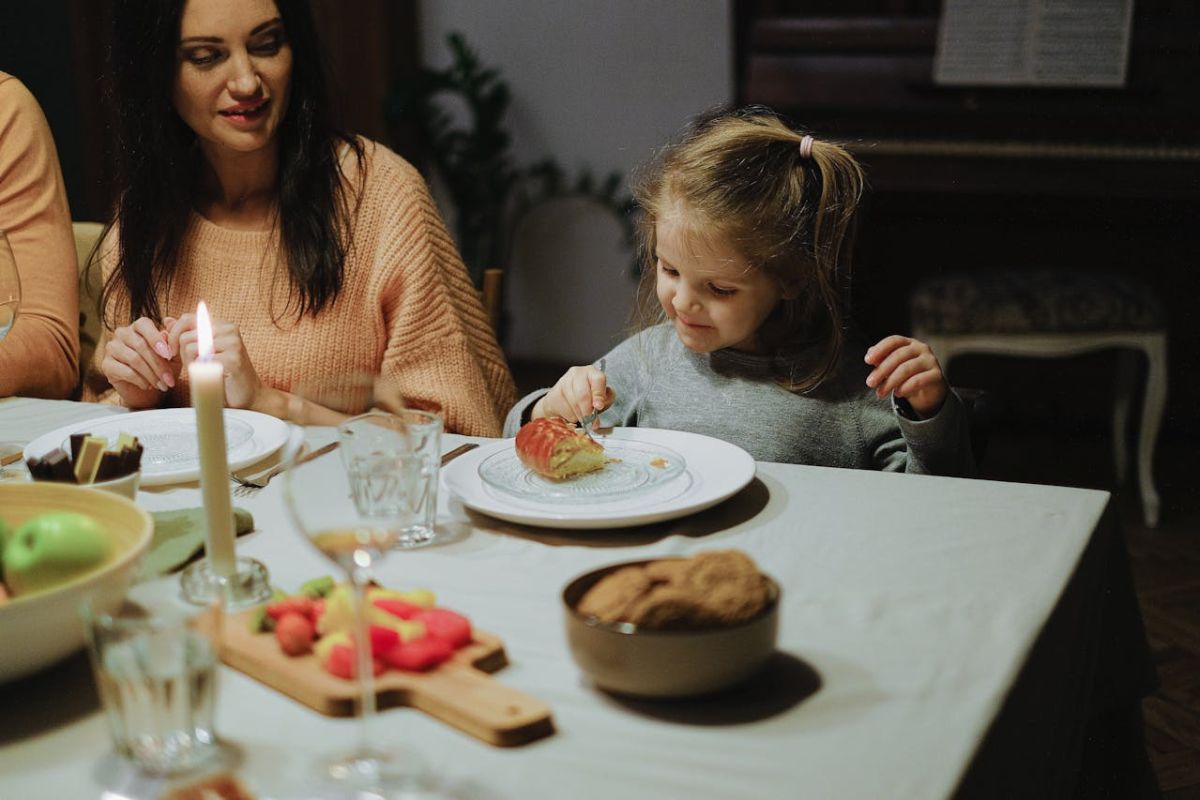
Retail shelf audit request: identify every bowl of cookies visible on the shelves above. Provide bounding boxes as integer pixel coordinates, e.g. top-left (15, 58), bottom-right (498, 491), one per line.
top-left (562, 549), bottom-right (779, 698)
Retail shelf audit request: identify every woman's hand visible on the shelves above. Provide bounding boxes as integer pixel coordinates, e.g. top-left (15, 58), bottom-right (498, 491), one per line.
top-left (532, 365), bottom-right (614, 425)
top-left (99, 317), bottom-right (179, 408)
top-left (168, 313), bottom-right (272, 412)
top-left (864, 335), bottom-right (948, 418)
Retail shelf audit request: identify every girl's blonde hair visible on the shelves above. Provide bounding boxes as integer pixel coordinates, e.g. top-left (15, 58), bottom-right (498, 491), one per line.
top-left (631, 106), bottom-right (865, 392)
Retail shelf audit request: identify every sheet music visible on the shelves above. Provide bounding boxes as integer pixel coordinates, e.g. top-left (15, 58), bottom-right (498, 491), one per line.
top-left (935, 0), bottom-right (1133, 87)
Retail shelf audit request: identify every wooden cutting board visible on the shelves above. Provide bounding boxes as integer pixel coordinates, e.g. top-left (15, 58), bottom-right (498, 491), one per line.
top-left (221, 609), bottom-right (554, 747)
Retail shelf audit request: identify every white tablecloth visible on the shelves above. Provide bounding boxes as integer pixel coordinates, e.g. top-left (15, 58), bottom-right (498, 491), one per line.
top-left (0, 397), bottom-right (1133, 799)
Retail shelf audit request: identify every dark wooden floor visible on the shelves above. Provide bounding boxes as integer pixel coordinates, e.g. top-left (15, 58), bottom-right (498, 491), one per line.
top-left (982, 425), bottom-right (1200, 799)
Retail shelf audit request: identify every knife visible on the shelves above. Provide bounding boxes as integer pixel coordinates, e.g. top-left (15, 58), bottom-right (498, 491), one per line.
top-left (440, 443), bottom-right (479, 466)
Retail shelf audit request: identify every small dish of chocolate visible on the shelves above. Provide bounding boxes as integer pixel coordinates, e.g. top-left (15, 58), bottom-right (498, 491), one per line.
top-left (26, 433), bottom-right (143, 499)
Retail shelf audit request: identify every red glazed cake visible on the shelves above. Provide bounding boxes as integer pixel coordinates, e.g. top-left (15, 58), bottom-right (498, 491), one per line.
top-left (515, 417), bottom-right (609, 480)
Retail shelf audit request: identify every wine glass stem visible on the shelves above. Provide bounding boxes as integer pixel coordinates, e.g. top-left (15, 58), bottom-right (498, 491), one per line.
top-left (351, 571), bottom-right (378, 760)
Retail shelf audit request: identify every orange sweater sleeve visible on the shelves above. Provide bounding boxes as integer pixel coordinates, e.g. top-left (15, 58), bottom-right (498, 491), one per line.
top-left (374, 156), bottom-right (517, 436)
top-left (0, 73), bottom-right (79, 398)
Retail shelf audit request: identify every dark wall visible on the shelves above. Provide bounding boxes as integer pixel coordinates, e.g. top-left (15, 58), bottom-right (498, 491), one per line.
top-left (0, 0), bottom-right (420, 222)
top-left (0, 1), bottom-right (89, 218)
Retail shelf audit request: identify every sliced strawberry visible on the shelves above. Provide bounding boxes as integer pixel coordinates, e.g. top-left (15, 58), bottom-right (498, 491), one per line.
top-left (326, 643), bottom-right (385, 679)
top-left (383, 637), bottom-right (455, 672)
top-left (414, 608), bottom-right (472, 648)
top-left (267, 596), bottom-right (315, 622)
top-left (274, 613), bottom-right (315, 656)
top-left (372, 597), bottom-right (423, 620)
top-left (368, 624), bottom-right (401, 657)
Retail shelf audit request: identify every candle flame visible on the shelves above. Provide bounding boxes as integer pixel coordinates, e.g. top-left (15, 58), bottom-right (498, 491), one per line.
top-left (197, 301), bottom-right (213, 361)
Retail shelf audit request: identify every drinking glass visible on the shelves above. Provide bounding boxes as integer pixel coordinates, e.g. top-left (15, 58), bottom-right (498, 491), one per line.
top-left (280, 375), bottom-right (440, 796)
top-left (81, 589), bottom-right (223, 776)
top-left (0, 230), bottom-right (21, 342)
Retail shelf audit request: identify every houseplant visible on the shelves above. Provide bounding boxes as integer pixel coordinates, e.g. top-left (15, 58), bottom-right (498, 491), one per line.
top-left (386, 33), bottom-right (636, 289)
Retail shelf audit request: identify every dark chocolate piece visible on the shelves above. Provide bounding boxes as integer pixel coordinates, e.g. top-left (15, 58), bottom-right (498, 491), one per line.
top-left (95, 450), bottom-right (124, 482)
top-left (43, 448), bottom-right (74, 482)
top-left (69, 432), bottom-right (88, 462)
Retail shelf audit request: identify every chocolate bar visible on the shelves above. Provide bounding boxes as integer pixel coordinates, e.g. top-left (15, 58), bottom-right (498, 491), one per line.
top-left (29, 448), bottom-right (74, 482)
top-left (69, 432), bottom-right (88, 462)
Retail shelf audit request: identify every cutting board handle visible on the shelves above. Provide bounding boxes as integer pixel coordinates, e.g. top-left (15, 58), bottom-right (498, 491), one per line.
top-left (395, 664), bottom-right (554, 747)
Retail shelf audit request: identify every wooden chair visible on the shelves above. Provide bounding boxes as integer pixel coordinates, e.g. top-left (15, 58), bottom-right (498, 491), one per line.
top-left (911, 269), bottom-right (1168, 527)
top-left (73, 221), bottom-right (104, 392)
top-left (481, 267), bottom-right (503, 333)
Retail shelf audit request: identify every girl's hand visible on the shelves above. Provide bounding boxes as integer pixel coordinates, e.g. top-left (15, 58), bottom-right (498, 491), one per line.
top-left (532, 365), bottom-right (615, 425)
top-left (99, 316), bottom-right (179, 408)
top-left (168, 313), bottom-right (270, 411)
top-left (864, 335), bottom-right (948, 418)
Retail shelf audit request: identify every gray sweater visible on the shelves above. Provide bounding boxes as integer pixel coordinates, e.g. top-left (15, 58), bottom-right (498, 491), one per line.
top-left (504, 324), bottom-right (975, 476)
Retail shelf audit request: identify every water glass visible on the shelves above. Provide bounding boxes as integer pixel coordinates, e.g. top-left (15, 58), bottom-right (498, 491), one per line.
top-left (82, 593), bottom-right (222, 775)
top-left (338, 407), bottom-right (442, 548)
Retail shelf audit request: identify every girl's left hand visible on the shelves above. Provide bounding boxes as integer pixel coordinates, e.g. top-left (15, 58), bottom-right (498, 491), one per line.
top-left (167, 313), bottom-right (266, 411)
top-left (864, 335), bottom-right (948, 418)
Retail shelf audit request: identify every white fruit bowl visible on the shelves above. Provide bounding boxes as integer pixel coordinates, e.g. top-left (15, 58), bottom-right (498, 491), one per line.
top-left (0, 482), bottom-right (153, 683)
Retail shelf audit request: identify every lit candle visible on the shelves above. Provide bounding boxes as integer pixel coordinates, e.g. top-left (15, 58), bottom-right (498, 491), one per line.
top-left (189, 301), bottom-right (236, 578)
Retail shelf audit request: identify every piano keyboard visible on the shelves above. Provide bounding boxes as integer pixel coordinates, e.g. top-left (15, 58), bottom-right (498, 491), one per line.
top-left (847, 139), bottom-right (1200, 162)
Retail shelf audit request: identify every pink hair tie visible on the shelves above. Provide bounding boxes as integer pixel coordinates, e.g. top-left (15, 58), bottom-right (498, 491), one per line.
top-left (798, 135), bottom-right (815, 159)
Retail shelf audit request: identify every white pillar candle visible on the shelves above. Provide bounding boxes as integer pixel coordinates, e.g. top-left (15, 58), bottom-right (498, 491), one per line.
top-left (188, 301), bottom-right (236, 578)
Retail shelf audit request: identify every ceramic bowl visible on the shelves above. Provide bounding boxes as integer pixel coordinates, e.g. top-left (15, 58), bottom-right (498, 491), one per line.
top-left (562, 558), bottom-right (780, 698)
top-left (29, 469), bottom-right (141, 500)
top-left (86, 470), bottom-right (141, 500)
top-left (0, 482), bottom-right (153, 683)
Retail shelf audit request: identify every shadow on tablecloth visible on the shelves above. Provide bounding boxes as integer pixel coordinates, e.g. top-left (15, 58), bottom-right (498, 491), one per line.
top-left (0, 649), bottom-right (99, 744)
top-left (591, 651), bottom-right (822, 726)
top-left (462, 476), bottom-right (772, 548)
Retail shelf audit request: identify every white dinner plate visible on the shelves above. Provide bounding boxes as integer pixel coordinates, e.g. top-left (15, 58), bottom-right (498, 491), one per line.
top-left (442, 427), bottom-right (756, 529)
top-left (23, 408), bottom-right (289, 486)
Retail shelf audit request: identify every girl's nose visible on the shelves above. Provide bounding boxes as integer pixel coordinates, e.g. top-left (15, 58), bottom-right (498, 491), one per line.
top-left (227, 53), bottom-right (261, 97)
top-left (673, 287), bottom-right (701, 313)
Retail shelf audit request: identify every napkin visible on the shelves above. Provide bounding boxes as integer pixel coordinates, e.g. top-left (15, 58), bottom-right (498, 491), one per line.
top-left (138, 507), bottom-right (255, 580)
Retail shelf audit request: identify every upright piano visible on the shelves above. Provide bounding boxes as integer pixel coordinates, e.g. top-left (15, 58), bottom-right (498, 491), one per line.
top-left (737, 3), bottom-right (1200, 432)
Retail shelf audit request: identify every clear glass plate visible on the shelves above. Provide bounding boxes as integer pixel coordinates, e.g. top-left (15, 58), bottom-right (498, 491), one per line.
top-left (60, 415), bottom-right (256, 468)
top-left (478, 439), bottom-right (687, 504)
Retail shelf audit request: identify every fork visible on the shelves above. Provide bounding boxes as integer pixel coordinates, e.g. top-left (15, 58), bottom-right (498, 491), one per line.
top-left (232, 440), bottom-right (339, 496)
top-left (578, 357), bottom-right (607, 437)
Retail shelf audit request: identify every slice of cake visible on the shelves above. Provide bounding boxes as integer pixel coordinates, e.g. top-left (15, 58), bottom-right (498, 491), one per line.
top-left (515, 416), bottom-right (609, 480)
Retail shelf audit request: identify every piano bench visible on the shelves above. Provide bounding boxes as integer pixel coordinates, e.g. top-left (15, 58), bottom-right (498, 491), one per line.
top-left (910, 270), bottom-right (1167, 528)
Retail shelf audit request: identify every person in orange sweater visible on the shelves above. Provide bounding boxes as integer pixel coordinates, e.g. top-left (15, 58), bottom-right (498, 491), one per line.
top-left (85, 0), bottom-right (516, 435)
top-left (0, 72), bottom-right (80, 398)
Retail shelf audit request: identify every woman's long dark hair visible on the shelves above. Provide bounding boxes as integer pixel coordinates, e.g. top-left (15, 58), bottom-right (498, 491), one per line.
top-left (101, 0), bottom-right (364, 328)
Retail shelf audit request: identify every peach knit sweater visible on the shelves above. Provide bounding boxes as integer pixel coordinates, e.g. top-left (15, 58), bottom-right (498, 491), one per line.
top-left (0, 72), bottom-right (79, 398)
top-left (86, 140), bottom-right (516, 436)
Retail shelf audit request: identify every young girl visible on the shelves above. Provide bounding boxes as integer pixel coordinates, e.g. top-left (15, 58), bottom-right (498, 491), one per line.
top-left (504, 107), bottom-right (974, 476)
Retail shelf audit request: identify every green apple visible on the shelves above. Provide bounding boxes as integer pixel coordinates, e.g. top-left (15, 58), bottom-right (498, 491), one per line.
top-left (0, 517), bottom-right (10, 574)
top-left (3, 511), bottom-right (110, 597)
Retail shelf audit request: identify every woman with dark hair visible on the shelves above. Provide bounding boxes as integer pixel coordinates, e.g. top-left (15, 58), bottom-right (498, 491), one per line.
top-left (84, 0), bottom-right (516, 433)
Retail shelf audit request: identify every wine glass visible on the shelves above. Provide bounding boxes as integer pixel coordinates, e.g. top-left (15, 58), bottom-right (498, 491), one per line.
top-left (280, 375), bottom-right (444, 797)
top-left (0, 231), bottom-right (21, 342)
